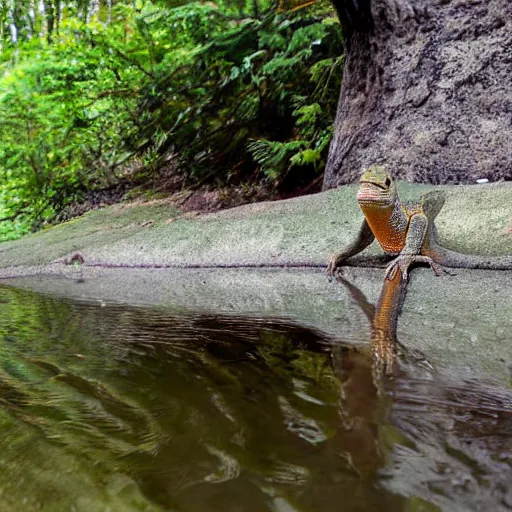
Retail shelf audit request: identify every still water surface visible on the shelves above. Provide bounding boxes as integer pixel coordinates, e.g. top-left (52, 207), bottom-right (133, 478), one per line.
top-left (0, 286), bottom-right (510, 511)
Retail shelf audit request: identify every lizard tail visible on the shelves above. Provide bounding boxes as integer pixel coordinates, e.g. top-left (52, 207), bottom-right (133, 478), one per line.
top-left (423, 237), bottom-right (512, 270)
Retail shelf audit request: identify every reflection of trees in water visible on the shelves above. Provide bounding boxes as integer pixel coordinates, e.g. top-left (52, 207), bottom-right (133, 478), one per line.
top-left (0, 285), bottom-right (510, 511)
top-left (0, 287), bottom-right (347, 510)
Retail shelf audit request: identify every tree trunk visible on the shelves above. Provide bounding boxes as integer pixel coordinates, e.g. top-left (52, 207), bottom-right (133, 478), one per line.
top-left (323, 0), bottom-right (512, 189)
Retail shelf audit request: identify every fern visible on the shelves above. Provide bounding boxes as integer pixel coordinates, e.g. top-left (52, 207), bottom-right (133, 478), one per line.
top-left (236, 94), bottom-right (260, 122)
top-left (290, 148), bottom-right (321, 168)
top-left (315, 127), bottom-right (333, 152)
top-left (309, 58), bottom-right (335, 83)
top-left (258, 30), bottom-right (287, 52)
top-left (293, 103), bottom-right (322, 137)
top-left (261, 56), bottom-right (303, 80)
top-left (309, 55), bottom-right (344, 112)
top-left (287, 23), bottom-right (328, 54)
top-left (248, 139), bottom-right (306, 180)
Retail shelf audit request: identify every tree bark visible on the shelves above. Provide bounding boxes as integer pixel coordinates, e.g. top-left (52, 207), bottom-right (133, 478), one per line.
top-left (323, 0), bottom-right (512, 188)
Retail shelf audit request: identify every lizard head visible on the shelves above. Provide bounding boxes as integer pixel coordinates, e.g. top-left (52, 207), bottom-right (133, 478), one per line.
top-left (357, 165), bottom-right (397, 208)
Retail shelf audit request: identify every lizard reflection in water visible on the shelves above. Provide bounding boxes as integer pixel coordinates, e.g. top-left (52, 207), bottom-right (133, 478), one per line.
top-left (326, 266), bottom-right (417, 481)
top-left (327, 165), bottom-right (512, 280)
top-left (331, 271), bottom-right (512, 501)
top-left (335, 263), bottom-right (412, 379)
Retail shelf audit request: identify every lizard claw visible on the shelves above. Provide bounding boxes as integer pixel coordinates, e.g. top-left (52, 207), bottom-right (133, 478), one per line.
top-left (327, 255), bottom-right (337, 276)
top-left (385, 254), bottom-right (442, 281)
top-left (327, 255), bottom-right (343, 281)
top-left (385, 256), bottom-right (412, 281)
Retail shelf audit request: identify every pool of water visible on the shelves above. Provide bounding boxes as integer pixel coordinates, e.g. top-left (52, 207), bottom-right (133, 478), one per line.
top-left (0, 286), bottom-right (510, 511)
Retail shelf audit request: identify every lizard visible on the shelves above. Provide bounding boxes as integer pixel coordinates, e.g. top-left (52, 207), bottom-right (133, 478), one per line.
top-left (327, 165), bottom-right (512, 280)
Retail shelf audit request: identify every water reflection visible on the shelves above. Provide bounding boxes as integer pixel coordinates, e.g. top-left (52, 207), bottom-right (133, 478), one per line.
top-left (335, 270), bottom-right (512, 512)
top-left (0, 286), bottom-right (509, 511)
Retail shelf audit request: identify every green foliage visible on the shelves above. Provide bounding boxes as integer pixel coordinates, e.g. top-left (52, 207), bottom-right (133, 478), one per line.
top-left (137, 5), bottom-right (343, 188)
top-left (248, 139), bottom-right (306, 179)
top-left (0, 0), bottom-right (343, 239)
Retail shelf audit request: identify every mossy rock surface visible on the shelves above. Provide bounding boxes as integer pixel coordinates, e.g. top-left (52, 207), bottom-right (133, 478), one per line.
top-left (0, 182), bottom-right (510, 268)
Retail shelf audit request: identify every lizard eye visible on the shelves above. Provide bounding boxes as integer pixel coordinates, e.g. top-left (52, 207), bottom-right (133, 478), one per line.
top-left (384, 177), bottom-right (391, 187)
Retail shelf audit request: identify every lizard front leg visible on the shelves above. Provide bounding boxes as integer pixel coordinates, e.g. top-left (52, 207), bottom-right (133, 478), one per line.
top-left (385, 213), bottom-right (441, 281)
top-left (327, 219), bottom-right (375, 277)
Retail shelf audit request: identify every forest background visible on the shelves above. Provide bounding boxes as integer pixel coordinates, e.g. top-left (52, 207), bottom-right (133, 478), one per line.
top-left (0, 0), bottom-right (343, 240)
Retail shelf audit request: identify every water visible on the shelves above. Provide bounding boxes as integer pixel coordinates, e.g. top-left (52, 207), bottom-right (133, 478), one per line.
top-left (0, 286), bottom-right (510, 511)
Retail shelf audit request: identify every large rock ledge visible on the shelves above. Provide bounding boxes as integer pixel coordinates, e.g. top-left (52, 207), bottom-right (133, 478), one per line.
top-left (0, 182), bottom-right (511, 384)
top-left (0, 181), bottom-right (510, 269)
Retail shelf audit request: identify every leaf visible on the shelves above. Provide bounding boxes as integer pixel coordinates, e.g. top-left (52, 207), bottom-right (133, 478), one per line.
top-left (290, 148), bottom-right (321, 167)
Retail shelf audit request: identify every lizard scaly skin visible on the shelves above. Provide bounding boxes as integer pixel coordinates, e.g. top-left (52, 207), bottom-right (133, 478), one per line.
top-left (327, 165), bottom-right (512, 279)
